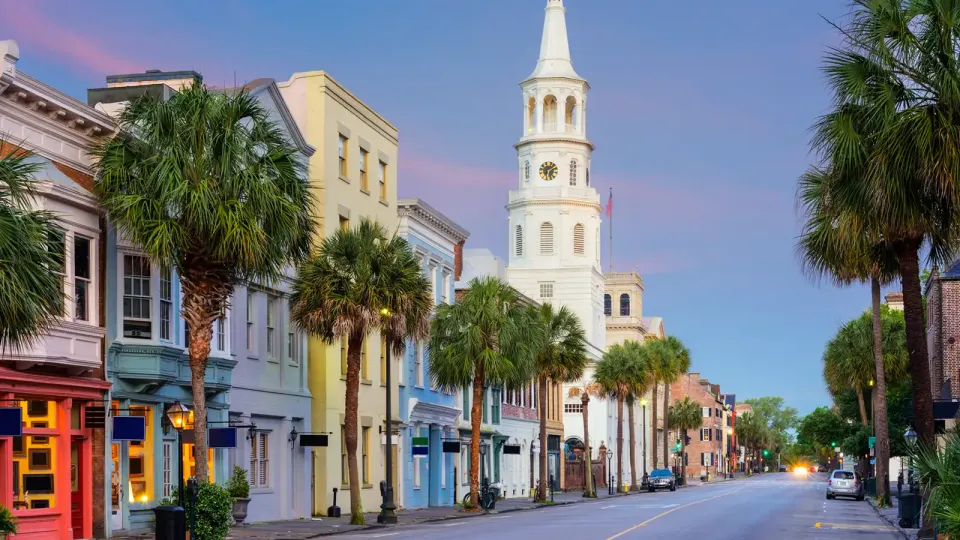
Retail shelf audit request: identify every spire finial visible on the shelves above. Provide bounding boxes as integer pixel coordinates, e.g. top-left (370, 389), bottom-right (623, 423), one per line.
top-left (529, 0), bottom-right (581, 80)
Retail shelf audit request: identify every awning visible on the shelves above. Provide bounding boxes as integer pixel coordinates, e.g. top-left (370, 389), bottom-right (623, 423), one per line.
top-left (407, 399), bottom-right (461, 427)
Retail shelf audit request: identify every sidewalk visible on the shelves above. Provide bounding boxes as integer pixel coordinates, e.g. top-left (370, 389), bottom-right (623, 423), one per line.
top-left (867, 494), bottom-right (919, 540)
top-left (110, 477), bottom-right (743, 539)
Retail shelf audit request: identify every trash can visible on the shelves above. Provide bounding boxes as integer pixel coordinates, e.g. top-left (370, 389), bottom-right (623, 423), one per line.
top-left (898, 493), bottom-right (921, 529)
top-left (865, 477), bottom-right (877, 497)
top-left (486, 487), bottom-right (500, 510)
top-left (154, 505), bottom-right (186, 540)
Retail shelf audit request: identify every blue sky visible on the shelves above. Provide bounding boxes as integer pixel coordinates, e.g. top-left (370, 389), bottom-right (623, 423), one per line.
top-left (0, 0), bottom-right (879, 415)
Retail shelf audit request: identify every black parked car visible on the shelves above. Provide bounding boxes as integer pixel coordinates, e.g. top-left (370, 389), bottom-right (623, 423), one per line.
top-left (648, 469), bottom-right (676, 492)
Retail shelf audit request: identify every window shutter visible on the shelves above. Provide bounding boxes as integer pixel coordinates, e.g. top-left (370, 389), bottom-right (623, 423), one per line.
top-left (516, 225), bottom-right (523, 256)
top-left (573, 224), bottom-right (585, 255)
top-left (540, 222), bottom-right (554, 254)
top-left (569, 159), bottom-right (578, 186)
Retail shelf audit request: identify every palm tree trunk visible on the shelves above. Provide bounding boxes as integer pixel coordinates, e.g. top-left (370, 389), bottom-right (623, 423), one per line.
top-left (581, 393), bottom-right (594, 497)
top-left (650, 384), bottom-right (660, 468)
top-left (662, 382), bottom-right (671, 470)
top-left (628, 401), bottom-right (638, 490)
top-left (855, 387), bottom-right (868, 426)
top-left (537, 376), bottom-right (549, 501)
top-left (344, 334), bottom-right (364, 524)
top-left (895, 241), bottom-right (935, 446)
top-left (469, 363), bottom-right (486, 508)
top-left (616, 396), bottom-right (624, 491)
top-left (871, 278), bottom-right (890, 505)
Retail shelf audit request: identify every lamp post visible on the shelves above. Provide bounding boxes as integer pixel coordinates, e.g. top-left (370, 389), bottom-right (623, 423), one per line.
top-left (726, 428), bottom-right (734, 478)
top-left (904, 426), bottom-right (917, 493)
top-left (164, 401), bottom-right (189, 507)
top-left (378, 308), bottom-right (398, 524)
top-left (640, 398), bottom-right (648, 484)
top-left (606, 450), bottom-right (613, 495)
top-left (479, 440), bottom-right (489, 511)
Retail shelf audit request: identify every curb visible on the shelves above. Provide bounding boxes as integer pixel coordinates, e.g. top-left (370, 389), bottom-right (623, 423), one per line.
top-left (865, 498), bottom-right (913, 540)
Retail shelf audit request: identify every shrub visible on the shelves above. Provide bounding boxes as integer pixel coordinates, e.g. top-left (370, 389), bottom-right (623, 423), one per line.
top-left (912, 430), bottom-right (960, 538)
top-left (226, 466), bottom-right (250, 499)
top-left (0, 505), bottom-right (17, 535)
top-left (184, 482), bottom-right (233, 539)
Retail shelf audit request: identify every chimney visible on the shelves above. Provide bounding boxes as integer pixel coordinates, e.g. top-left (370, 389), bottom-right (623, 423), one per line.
top-left (454, 240), bottom-right (465, 281)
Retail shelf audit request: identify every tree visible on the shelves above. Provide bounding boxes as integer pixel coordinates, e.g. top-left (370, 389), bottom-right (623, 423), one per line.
top-left (428, 277), bottom-right (537, 508)
top-left (0, 144), bottom-right (65, 351)
top-left (529, 303), bottom-right (587, 501)
top-left (741, 397), bottom-right (798, 443)
top-left (94, 84), bottom-right (313, 483)
top-left (622, 341), bottom-right (653, 490)
top-left (567, 382), bottom-right (604, 497)
top-left (814, 0), bottom-right (960, 452)
top-left (668, 397), bottom-right (703, 483)
top-left (646, 336), bottom-right (691, 468)
top-left (797, 407), bottom-right (851, 466)
top-left (911, 430), bottom-right (960, 538)
top-left (291, 219), bottom-right (432, 523)
top-left (593, 342), bottom-right (650, 491)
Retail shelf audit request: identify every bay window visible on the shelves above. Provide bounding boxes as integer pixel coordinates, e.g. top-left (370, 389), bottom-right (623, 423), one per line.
top-left (123, 255), bottom-right (152, 339)
top-left (160, 267), bottom-right (172, 341)
top-left (74, 236), bottom-right (91, 321)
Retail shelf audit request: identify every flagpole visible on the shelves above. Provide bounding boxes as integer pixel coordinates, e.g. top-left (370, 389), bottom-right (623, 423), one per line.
top-left (608, 187), bottom-right (613, 273)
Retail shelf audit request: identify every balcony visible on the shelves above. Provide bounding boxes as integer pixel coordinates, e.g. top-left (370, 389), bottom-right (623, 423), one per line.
top-left (108, 341), bottom-right (236, 392)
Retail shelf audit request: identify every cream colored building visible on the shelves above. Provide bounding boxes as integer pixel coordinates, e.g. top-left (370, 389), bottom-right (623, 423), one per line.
top-left (278, 72), bottom-right (399, 516)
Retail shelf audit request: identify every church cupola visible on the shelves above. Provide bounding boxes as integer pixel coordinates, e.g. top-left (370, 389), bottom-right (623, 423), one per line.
top-left (529, 0), bottom-right (582, 81)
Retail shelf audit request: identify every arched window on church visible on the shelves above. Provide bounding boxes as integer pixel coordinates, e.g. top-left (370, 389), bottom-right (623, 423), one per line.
top-left (603, 294), bottom-right (612, 316)
top-left (515, 225), bottom-right (523, 257)
top-left (525, 161), bottom-right (531, 182)
top-left (565, 96), bottom-right (577, 132)
top-left (619, 293), bottom-right (630, 316)
top-left (527, 96), bottom-right (536, 134)
top-left (569, 160), bottom-right (578, 186)
top-left (543, 95), bottom-right (558, 132)
top-left (540, 222), bottom-right (554, 255)
top-left (573, 223), bottom-right (585, 255)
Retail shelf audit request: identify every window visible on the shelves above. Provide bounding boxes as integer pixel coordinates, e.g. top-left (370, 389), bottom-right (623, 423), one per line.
top-left (127, 405), bottom-right (154, 503)
top-left (340, 341), bottom-right (348, 376)
top-left (569, 159), bottom-right (578, 186)
top-left (701, 452), bottom-right (713, 467)
top-left (619, 293), bottom-right (630, 316)
top-left (573, 223), bottom-right (585, 255)
top-left (515, 225), bottom-right (523, 257)
top-left (339, 215), bottom-right (349, 231)
top-left (701, 428), bottom-right (711, 441)
top-left (482, 391), bottom-right (488, 423)
top-left (380, 339), bottom-right (387, 385)
top-left (216, 317), bottom-right (226, 352)
top-left (524, 161), bottom-right (530, 181)
top-left (442, 272), bottom-right (451, 304)
top-left (74, 236), bottom-right (91, 321)
top-left (248, 432), bottom-right (268, 488)
top-left (287, 329), bottom-right (296, 363)
top-left (586, 168), bottom-right (590, 186)
top-left (603, 294), bottom-right (612, 315)
top-left (362, 427), bottom-right (370, 484)
top-left (266, 295), bottom-right (277, 358)
top-left (429, 264), bottom-right (437, 302)
top-left (463, 391), bottom-right (470, 420)
top-left (160, 267), bottom-right (172, 341)
top-left (491, 388), bottom-right (501, 424)
top-left (341, 426), bottom-right (348, 485)
top-left (338, 135), bottom-right (348, 177)
top-left (540, 222), bottom-right (554, 254)
top-left (539, 282), bottom-right (554, 299)
top-left (361, 337), bottom-right (369, 380)
top-left (414, 343), bottom-right (423, 387)
top-left (359, 149), bottom-right (369, 191)
top-left (123, 255), bottom-right (152, 339)
top-left (15, 399), bottom-right (59, 509)
top-left (702, 407), bottom-right (711, 417)
top-left (162, 441), bottom-right (173, 498)
top-left (47, 229), bottom-right (65, 275)
top-left (379, 161), bottom-right (387, 200)
top-left (564, 403), bottom-right (582, 414)
top-left (246, 292), bottom-right (254, 350)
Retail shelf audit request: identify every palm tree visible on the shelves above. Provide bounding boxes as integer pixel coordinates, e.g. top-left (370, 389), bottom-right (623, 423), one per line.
top-left (93, 84), bottom-right (313, 482)
top-left (736, 411), bottom-right (767, 473)
top-left (798, 162), bottom-right (900, 503)
top-left (593, 343), bottom-right (648, 491)
top-left (813, 1), bottom-right (960, 451)
top-left (623, 341), bottom-right (653, 491)
top-left (668, 397), bottom-right (703, 483)
top-left (647, 336), bottom-right (691, 469)
top-left (429, 277), bottom-right (538, 507)
top-left (291, 218), bottom-right (431, 523)
top-left (529, 303), bottom-right (588, 501)
top-left (0, 144), bottom-right (65, 352)
top-left (567, 381), bottom-right (604, 497)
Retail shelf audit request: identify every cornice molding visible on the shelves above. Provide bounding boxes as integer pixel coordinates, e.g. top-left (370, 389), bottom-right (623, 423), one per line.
top-left (514, 135), bottom-right (595, 152)
top-left (397, 199), bottom-right (470, 245)
top-left (506, 198), bottom-right (602, 212)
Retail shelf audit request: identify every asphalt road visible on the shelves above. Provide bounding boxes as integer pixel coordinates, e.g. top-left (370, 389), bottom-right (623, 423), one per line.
top-left (340, 472), bottom-right (901, 539)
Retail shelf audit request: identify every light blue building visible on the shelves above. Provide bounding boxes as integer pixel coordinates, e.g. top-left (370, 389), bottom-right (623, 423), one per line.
top-left (396, 199), bottom-right (469, 509)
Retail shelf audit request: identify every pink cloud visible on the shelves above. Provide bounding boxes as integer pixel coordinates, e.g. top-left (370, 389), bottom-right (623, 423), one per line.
top-left (611, 254), bottom-right (690, 275)
top-left (400, 153), bottom-right (515, 189)
top-left (5, 2), bottom-right (142, 77)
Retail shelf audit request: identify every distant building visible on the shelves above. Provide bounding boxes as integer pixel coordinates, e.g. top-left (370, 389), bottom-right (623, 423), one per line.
top-left (923, 268), bottom-right (960, 434)
top-left (668, 374), bottom-right (727, 480)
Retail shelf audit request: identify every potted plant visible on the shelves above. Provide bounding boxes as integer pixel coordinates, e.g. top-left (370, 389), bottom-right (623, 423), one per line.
top-left (226, 466), bottom-right (251, 525)
top-left (0, 505), bottom-right (17, 540)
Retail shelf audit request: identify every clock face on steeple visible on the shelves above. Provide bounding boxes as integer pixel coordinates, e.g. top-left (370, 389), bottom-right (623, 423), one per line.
top-left (539, 161), bottom-right (558, 181)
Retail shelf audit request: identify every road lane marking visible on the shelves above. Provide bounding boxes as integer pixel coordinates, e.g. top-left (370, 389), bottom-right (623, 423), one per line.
top-left (604, 487), bottom-right (745, 540)
top-left (440, 521), bottom-right (468, 527)
top-left (815, 522), bottom-right (896, 532)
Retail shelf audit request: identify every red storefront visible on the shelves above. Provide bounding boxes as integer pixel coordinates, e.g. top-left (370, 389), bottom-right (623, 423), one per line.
top-left (0, 368), bottom-right (111, 539)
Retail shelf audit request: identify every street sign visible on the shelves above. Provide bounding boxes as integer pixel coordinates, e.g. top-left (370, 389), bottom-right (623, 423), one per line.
top-left (869, 447), bottom-right (875, 457)
top-left (413, 436), bottom-right (429, 456)
top-left (300, 434), bottom-right (329, 447)
top-left (209, 427), bottom-right (238, 448)
top-left (503, 444), bottom-right (521, 455)
top-left (112, 416), bottom-right (146, 441)
top-left (442, 441), bottom-right (460, 453)
top-left (868, 436), bottom-right (876, 449)
top-left (0, 407), bottom-right (22, 437)
top-left (870, 459), bottom-right (876, 465)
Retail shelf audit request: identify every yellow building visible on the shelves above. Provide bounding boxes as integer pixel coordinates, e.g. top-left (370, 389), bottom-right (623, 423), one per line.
top-left (278, 72), bottom-right (399, 516)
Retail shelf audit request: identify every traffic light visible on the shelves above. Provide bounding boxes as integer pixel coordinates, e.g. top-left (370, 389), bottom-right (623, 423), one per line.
top-left (775, 446), bottom-right (780, 454)
top-left (831, 441), bottom-right (836, 448)
top-left (684, 434), bottom-right (691, 445)
top-left (675, 441), bottom-right (681, 451)
top-left (763, 449), bottom-right (769, 457)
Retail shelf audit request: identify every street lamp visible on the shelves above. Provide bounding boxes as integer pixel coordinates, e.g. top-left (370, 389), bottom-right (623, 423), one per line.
top-left (378, 307), bottom-right (398, 525)
top-left (478, 440), bottom-right (490, 510)
top-left (640, 398), bottom-right (648, 484)
top-left (164, 401), bottom-right (190, 507)
top-left (726, 428), bottom-right (733, 477)
top-left (904, 426), bottom-right (918, 493)
top-left (606, 449), bottom-right (614, 495)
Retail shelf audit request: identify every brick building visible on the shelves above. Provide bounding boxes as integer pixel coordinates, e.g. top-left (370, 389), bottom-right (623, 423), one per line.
top-left (925, 268), bottom-right (960, 400)
top-left (668, 373), bottom-right (727, 480)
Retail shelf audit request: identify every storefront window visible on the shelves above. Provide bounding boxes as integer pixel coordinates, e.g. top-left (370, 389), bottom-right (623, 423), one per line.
top-left (128, 405), bottom-right (154, 503)
top-left (12, 399), bottom-right (58, 510)
top-left (182, 443), bottom-right (214, 483)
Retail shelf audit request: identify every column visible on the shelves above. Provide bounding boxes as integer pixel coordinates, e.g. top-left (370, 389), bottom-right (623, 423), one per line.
top-left (535, 94), bottom-right (543, 133)
top-left (428, 425), bottom-right (441, 507)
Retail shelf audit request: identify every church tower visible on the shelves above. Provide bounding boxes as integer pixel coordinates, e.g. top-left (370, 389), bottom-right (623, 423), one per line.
top-left (506, 0), bottom-right (606, 351)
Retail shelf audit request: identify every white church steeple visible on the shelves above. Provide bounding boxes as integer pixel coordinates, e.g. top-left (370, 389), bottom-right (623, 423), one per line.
top-left (529, 0), bottom-right (581, 80)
